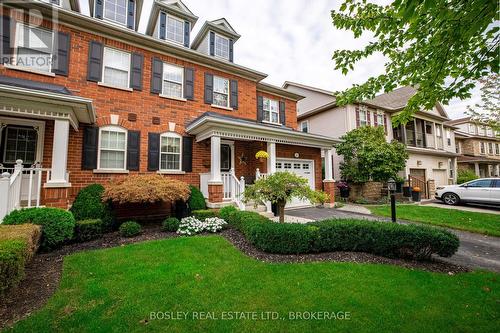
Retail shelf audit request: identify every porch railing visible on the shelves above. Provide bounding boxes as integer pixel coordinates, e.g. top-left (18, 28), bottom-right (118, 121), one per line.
top-left (200, 169), bottom-right (246, 210)
top-left (408, 175), bottom-right (428, 199)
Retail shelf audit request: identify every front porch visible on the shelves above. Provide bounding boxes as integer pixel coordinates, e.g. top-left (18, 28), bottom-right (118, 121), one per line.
top-left (458, 155), bottom-right (500, 178)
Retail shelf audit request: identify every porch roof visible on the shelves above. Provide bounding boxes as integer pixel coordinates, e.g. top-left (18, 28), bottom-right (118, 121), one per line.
top-left (186, 112), bottom-right (340, 149)
top-left (0, 76), bottom-right (95, 130)
top-left (458, 155), bottom-right (500, 164)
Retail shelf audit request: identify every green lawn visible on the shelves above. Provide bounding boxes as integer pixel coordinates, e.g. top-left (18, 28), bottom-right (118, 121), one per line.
top-left (6, 236), bottom-right (499, 333)
top-left (368, 205), bottom-right (500, 236)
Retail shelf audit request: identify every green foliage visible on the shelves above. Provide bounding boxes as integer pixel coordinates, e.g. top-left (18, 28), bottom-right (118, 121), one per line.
top-left (336, 126), bottom-right (408, 183)
top-left (191, 209), bottom-right (218, 220)
top-left (70, 184), bottom-right (114, 231)
top-left (162, 217), bottom-right (180, 232)
top-left (188, 185), bottom-right (206, 211)
top-left (0, 239), bottom-right (28, 295)
top-left (219, 205), bottom-right (238, 221)
top-left (74, 219), bottom-right (103, 242)
top-left (3, 208), bottom-right (75, 251)
top-left (466, 74), bottom-right (500, 132)
top-left (224, 210), bottom-right (459, 260)
top-left (119, 221), bottom-right (141, 237)
top-left (457, 169), bottom-right (479, 184)
top-left (332, 0), bottom-right (499, 124)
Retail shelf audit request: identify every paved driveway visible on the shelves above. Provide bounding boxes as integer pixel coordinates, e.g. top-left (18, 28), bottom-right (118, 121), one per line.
top-left (286, 207), bottom-right (500, 272)
top-left (420, 200), bottom-right (500, 214)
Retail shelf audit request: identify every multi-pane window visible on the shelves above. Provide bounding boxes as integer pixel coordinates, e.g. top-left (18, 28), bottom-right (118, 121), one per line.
top-left (446, 129), bottom-right (451, 146)
top-left (160, 133), bottom-right (181, 171)
top-left (358, 107), bottom-right (368, 127)
top-left (468, 123), bottom-right (476, 134)
top-left (213, 76), bottom-right (229, 107)
top-left (376, 113), bottom-right (384, 128)
top-left (263, 98), bottom-right (280, 124)
top-left (104, 0), bottom-right (128, 26)
top-left (487, 128), bottom-right (493, 137)
top-left (15, 24), bottom-right (53, 72)
top-left (3, 127), bottom-right (37, 164)
top-left (300, 121), bottom-right (309, 133)
top-left (162, 63), bottom-right (183, 98)
top-left (102, 47), bottom-right (130, 88)
top-left (480, 142), bottom-right (486, 154)
top-left (488, 142), bottom-right (494, 155)
top-left (215, 34), bottom-right (229, 59)
top-left (99, 126), bottom-right (127, 170)
top-left (496, 143), bottom-right (500, 155)
top-left (166, 15), bottom-right (184, 44)
top-left (478, 126), bottom-right (486, 136)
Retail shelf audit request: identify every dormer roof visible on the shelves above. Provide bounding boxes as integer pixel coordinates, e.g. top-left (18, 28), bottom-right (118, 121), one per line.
top-left (89, 0), bottom-right (144, 31)
top-left (191, 18), bottom-right (241, 50)
top-left (146, 0), bottom-right (199, 36)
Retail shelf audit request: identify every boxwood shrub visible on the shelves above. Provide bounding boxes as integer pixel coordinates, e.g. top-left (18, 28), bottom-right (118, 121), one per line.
top-left (70, 184), bottom-right (115, 231)
top-left (188, 185), bottom-right (206, 211)
top-left (74, 219), bottom-right (103, 242)
top-left (224, 210), bottom-right (459, 260)
top-left (3, 207), bottom-right (75, 251)
top-left (119, 221), bottom-right (141, 237)
top-left (162, 217), bottom-right (180, 232)
top-left (191, 209), bottom-right (218, 220)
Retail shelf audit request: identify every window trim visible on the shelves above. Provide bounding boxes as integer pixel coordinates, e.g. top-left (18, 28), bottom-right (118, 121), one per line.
top-left (2, 126), bottom-right (38, 165)
top-left (101, 0), bottom-right (132, 28)
top-left (480, 141), bottom-right (486, 154)
top-left (100, 46), bottom-right (131, 90)
top-left (159, 132), bottom-right (182, 172)
top-left (41, 0), bottom-right (62, 6)
top-left (300, 120), bottom-right (309, 133)
top-left (97, 125), bottom-right (128, 171)
top-left (262, 97), bottom-right (280, 125)
top-left (214, 33), bottom-right (230, 60)
top-left (488, 142), bottom-right (494, 155)
top-left (358, 106), bottom-right (368, 127)
top-left (212, 75), bottom-right (230, 108)
top-left (376, 112), bottom-right (384, 128)
top-left (496, 143), bottom-right (500, 155)
top-left (13, 22), bottom-right (54, 74)
top-left (159, 13), bottom-right (185, 45)
top-left (0, 117), bottom-right (45, 167)
top-left (161, 62), bottom-right (184, 99)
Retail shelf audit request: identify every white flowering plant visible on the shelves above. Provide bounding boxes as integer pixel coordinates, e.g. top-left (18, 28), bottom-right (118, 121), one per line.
top-left (177, 216), bottom-right (227, 236)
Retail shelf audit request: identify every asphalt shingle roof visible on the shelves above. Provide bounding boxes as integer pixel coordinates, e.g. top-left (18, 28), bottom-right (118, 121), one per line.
top-left (0, 75), bottom-right (72, 95)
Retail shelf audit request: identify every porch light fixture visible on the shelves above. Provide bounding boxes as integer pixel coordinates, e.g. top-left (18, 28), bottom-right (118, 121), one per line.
top-left (294, 152), bottom-right (300, 158)
top-left (417, 160), bottom-right (422, 166)
top-left (387, 178), bottom-right (396, 192)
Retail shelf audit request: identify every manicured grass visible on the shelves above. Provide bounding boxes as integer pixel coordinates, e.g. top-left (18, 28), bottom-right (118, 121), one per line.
top-left (6, 236), bottom-right (499, 333)
top-left (369, 204), bottom-right (500, 236)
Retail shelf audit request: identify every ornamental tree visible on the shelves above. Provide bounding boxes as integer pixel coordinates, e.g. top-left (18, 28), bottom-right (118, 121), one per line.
top-left (336, 126), bottom-right (408, 183)
top-left (243, 172), bottom-right (327, 223)
top-left (331, 0), bottom-right (499, 125)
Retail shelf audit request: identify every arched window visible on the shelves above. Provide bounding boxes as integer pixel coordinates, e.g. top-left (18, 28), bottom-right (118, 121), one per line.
top-left (98, 125), bottom-right (127, 170)
top-left (160, 132), bottom-right (182, 171)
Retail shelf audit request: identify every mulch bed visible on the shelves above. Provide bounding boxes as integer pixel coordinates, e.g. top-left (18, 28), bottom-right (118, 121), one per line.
top-left (0, 225), bottom-right (469, 331)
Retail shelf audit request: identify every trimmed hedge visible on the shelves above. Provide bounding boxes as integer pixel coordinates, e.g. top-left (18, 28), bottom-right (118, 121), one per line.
top-left (119, 221), bottom-right (141, 237)
top-left (3, 208), bottom-right (75, 251)
top-left (224, 210), bottom-right (459, 260)
top-left (192, 209), bottom-right (218, 220)
top-left (74, 219), bottom-right (103, 242)
top-left (162, 217), bottom-right (180, 232)
top-left (188, 185), bottom-right (206, 211)
top-left (70, 184), bottom-right (114, 231)
top-left (219, 205), bottom-right (238, 221)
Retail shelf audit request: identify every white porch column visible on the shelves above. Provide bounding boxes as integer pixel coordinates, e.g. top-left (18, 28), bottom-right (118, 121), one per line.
top-left (474, 163), bottom-right (480, 177)
top-left (323, 149), bottom-right (334, 181)
top-left (47, 119), bottom-right (70, 187)
top-left (267, 142), bottom-right (276, 174)
top-left (495, 164), bottom-right (500, 177)
top-left (210, 135), bottom-right (222, 183)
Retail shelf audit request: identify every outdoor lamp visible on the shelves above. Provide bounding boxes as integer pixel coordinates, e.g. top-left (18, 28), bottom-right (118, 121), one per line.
top-left (387, 178), bottom-right (397, 223)
top-left (387, 178), bottom-right (396, 193)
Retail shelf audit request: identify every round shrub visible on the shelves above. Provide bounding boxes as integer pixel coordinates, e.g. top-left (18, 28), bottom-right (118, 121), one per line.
top-left (162, 217), bottom-right (180, 232)
top-left (119, 221), bottom-right (141, 237)
top-left (3, 207), bottom-right (75, 251)
top-left (219, 205), bottom-right (238, 221)
top-left (74, 219), bottom-right (103, 242)
top-left (70, 184), bottom-right (114, 231)
top-left (188, 185), bottom-right (206, 211)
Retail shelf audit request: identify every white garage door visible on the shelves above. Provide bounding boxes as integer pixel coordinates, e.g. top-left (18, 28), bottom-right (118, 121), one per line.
top-left (276, 159), bottom-right (315, 208)
top-left (432, 169), bottom-right (448, 187)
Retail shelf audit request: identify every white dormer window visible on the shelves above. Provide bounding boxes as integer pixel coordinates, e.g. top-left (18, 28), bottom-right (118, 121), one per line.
top-left (167, 15), bottom-right (184, 44)
top-left (215, 34), bottom-right (229, 59)
top-left (103, 0), bottom-right (128, 26)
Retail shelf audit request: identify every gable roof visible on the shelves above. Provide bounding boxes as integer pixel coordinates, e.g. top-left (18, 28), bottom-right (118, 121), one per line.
top-left (146, 0), bottom-right (199, 36)
top-left (282, 81), bottom-right (334, 96)
top-left (191, 18), bottom-right (241, 50)
top-left (445, 116), bottom-right (472, 125)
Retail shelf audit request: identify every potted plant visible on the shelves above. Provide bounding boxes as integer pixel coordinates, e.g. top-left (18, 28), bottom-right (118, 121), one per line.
top-left (255, 150), bottom-right (269, 163)
top-left (395, 176), bottom-right (405, 193)
top-left (411, 186), bottom-right (422, 202)
top-left (402, 181), bottom-right (412, 197)
top-left (337, 181), bottom-right (350, 199)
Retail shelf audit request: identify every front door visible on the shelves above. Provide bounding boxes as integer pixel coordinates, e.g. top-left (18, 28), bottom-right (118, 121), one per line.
top-left (276, 159), bottom-right (314, 208)
top-left (220, 144), bottom-right (232, 172)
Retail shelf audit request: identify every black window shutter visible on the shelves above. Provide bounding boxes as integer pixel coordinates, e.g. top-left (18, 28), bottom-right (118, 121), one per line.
top-left (148, 133), bottom-right (160, 171)
top-left (0, 16), bottom-right (12, 65)
top-left (87, 41), bottom-right (103, 82)
top-left (257, 96), bottom-right (264, 122)
top-left (230, 79), bottom-right (238, 109)
top-left (184, 21), bottom-right (190, 47)
top-left (182, 136), bottom-right (193, 172)
top-left (127, 131), bottom-right (140, 171)
top-left (204, 73), bottom-right (214, 104)
top-left (209, 31), bottom-right (215, 56)
top-left (159, 12), bottom-right (166, 40)
top-left (52, 31), bottom-right (70, 76)
top-left (127, 0), bottom-right (135, 29)
top-left (184, 67), bottom-right (194, 100)
top-left (229, 39), bottom-right (234, 62)
top-left (130, 52), bottom-right (143, 90)
top-left (95, 0), bottom-right (103, 19)
top-left (150, 57), bottom-right (163, 94)
top-left (82, 126), bottom-right (99, 170)
top-left (279, 101), bottom-right (286, 125)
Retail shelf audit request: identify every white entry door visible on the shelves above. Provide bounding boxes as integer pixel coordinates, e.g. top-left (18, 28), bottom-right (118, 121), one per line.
top-left (276, 159), bottom-right (315, 208)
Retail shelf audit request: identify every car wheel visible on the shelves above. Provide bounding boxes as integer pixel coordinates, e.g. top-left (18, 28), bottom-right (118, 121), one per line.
top-left (442, 193), bottom-right (460, 206)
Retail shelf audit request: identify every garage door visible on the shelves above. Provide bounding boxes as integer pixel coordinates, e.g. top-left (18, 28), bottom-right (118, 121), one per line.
top-left (276, 159), bottom-right (314, 208)
top-left (432, 169), bottom-right (448, 187)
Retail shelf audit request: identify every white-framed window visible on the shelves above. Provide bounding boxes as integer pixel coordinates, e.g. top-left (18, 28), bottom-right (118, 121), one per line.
top-left (41, 0), bottom-right (61, 6)
top-left (358, 107), bottom-right (368, 127)
top-left (2, 126), bottom-right (38, 164)
top-left (487, 128), bottom-right (493, 137)
top-left (496, 143), bottom-right (500, 155)
top-left (14, 23), bottom-right (53, 72)
top-left (376, 113), bottom-right (384, 127)
top-left (468, 123), bottom-right (476, 134)
top-left (446, 129), bottom-right (451, 146)
top-left (103, 0), bottom-right (128, 27)
top-left (162, 63), bottom-right (183, 98)
top-left (300, 121), bottom-right (309, 133)
top-left (263, 97), bottom-right (280, 124)
top-left (102, 47), bottom-right (131, 88)
top-left (214, 34), bottom-right (229, 60)
top-left (160, 133), bottom-right (182, 171)
top-left (213, 76), bottom-right (230, 107)
top-left (98, 126), bottom-right (127, 170)
top-left (488, 142), bottom-right (494, 155)
top-left (478, 126), bottom-right (486, 136)
top-left (166, 15), bottom-right (184, 44)
top-left (480, 142), bottom-right (486, 154)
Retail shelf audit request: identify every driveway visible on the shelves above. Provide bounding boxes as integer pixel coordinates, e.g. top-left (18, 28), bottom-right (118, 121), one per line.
top-left (286, 207), bottom-right (500, 273)
top-left (420, 200), bottom-right (500, 214)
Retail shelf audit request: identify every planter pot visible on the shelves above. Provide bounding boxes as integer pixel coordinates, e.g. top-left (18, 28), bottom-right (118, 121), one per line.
top-left (339, 188), bottom-right (350, 198)
top-left (258, 158), bottom-right (266, 163)
top-left (412, 191), bottom-right (421, 202)
top-left (396, 182), bottom-right (403, 193)
top-left (402, 186), bottom-right (412, 197)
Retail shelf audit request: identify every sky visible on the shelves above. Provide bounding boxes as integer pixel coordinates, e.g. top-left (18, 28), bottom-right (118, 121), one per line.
top-left (79, 0), bottom-right (482, 119)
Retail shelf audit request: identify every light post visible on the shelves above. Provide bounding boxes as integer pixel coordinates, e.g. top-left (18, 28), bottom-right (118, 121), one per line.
top-left (387, 178), bottom-right (397, 223)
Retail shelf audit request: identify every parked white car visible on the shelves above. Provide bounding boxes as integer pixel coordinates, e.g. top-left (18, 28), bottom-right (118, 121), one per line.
top-left (435, 178), bottom-right (500, 206)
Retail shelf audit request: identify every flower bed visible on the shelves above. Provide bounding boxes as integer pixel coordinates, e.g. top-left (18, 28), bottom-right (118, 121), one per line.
top-left (177, 216), bottom-right (227, 236)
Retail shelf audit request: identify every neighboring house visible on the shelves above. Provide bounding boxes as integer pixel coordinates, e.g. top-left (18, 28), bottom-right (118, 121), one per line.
top-left (0, 0), bottom-right (338, 219)
top-left (284, 83), bottom-right (460, 198)
top-left (446, 117), bottom-right (500, 178)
